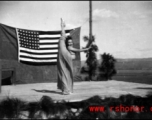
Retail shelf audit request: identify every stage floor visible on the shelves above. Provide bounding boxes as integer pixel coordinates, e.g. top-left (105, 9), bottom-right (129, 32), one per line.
top-left (0, 80), bottom-right (152, 102)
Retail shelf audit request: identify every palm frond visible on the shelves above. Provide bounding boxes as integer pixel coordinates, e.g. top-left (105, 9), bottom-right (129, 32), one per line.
top-left (91, 35), bottom-right (95, 42)
top-left (91, 44), bottom-right (98, 52)
top-left (83, 36), bottom-right (89, 42)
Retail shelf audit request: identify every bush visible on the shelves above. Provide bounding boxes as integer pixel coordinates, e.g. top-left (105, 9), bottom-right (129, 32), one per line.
top-left (98, 53), bottom-right (117, 80)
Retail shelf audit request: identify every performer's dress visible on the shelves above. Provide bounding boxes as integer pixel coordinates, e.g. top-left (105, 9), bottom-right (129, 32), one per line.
top-left (57, 36), bottom-right (73, 93)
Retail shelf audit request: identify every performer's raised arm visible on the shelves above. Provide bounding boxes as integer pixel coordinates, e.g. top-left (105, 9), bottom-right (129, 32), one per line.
top-left (61, 18), bottom-right (66, 38)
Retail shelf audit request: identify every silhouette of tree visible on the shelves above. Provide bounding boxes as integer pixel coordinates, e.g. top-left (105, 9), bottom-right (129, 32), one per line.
top-left (81, 35), bottom-right (98, 81)
top-left (98, 53), bottom-right (117, 80)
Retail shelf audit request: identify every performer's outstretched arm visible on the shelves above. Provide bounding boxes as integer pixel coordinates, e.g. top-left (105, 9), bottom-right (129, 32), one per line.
top-left (68, 46), bottom-right (91, 53)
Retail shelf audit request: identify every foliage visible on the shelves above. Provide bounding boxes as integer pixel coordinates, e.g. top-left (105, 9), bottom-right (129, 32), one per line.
top-left (81, 35), bottom-right (99, 81)
top-left (1, 94), bottom-right (152, 119)
top-left (98, 53), bottom-right (117, 80)
top-left (0, 97), bottom-right (27, 119)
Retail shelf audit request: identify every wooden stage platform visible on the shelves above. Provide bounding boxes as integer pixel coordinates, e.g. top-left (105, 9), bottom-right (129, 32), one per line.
top-left (0, 80), bottom-right (152, 102)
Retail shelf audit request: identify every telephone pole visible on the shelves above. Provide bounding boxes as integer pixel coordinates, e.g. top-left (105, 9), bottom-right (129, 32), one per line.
top-left (89, 0), bottom-right (92, 41)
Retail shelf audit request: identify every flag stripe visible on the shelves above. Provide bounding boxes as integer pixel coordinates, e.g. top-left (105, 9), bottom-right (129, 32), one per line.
top-left (39, 40), bottom-right (59, 43)
top-left (20, 47), bottom-right (58, 53)
top-left (39, 33), bottom-right (70, 38)
top-left (20, 52), bottom-right (57, 58)
top-left (19, 58), bottom-right (57, 62)
top-left (39, 37), bottom-right (60, 40)
top-left (39, 47), bottom-right (58, 50)
top-left (20, 55), bottom-right (57, 60)
top-left (39, 34), bottom-right (60, 38)
top-left (39, 44), bottom-right (58, 48)
top-left (39, 42), bottom-right (58, 45)
top-left (39, 30), bottom-right (72, 35)
top-left (20, 50), bottom-right (58, 55)
top-left (20, 60), bottom-right (57, 65)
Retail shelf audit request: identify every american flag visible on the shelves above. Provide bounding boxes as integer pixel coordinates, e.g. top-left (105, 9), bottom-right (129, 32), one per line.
top-left (16, 28), bottom-right (76, 64)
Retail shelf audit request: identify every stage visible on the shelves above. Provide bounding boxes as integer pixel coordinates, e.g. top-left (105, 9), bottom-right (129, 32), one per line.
top-left (0, 80), bottom-right (152, 102)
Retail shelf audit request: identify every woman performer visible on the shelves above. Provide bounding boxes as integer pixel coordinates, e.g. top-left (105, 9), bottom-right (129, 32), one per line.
top-left (57, 18), bottom-right (90, 95)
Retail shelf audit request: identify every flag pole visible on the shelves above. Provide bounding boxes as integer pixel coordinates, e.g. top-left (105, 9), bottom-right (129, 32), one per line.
top-left (89, 0), bottom-right (92, 42)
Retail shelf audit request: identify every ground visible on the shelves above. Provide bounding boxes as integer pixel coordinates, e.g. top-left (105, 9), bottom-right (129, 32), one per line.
top-left (0, 80), bottom-right (152, 102)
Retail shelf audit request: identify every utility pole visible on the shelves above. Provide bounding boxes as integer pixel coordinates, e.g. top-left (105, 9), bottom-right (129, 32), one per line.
top-left (89, 0), bottom-right (92, 42)
top-left (89, 0), bottom-right (92, 81)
